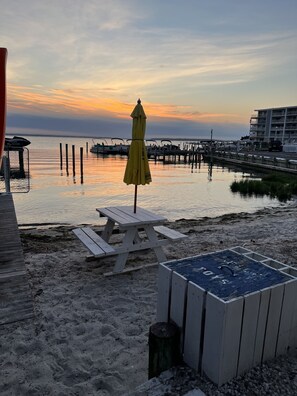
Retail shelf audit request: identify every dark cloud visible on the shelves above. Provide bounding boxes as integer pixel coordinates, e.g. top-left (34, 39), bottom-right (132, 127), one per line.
top-left (6, 112), bottom-right (247, 140)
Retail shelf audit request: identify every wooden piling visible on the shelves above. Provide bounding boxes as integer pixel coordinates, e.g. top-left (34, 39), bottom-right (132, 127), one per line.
top-left (72, 145), bottom-right (75, 176)
top-left (59, 143), bottom-right (63, 170)
top-left (65, 144), bottom-right (69, 174)
top-left (80, 146), bottom-right (83, 176)
top-left (148, 322), bottom-right (180, 379)
top-left (18, 149), bottom-right (25, 177)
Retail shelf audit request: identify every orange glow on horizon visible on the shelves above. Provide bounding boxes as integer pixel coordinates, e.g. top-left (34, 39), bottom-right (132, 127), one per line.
top-left (7, 83), bottom-right (245, 124)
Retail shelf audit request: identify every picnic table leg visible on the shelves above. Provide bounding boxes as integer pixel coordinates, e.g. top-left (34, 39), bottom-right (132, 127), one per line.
top-left (144, 225), bottom-right (167, 263)
top-left (102, 219), bottom-right (115, 242)
top-left (113, 228), bottom-right (138, 273)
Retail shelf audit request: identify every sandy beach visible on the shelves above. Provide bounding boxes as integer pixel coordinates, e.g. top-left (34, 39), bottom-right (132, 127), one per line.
top-left (1, 203), bottom-right (297, 395)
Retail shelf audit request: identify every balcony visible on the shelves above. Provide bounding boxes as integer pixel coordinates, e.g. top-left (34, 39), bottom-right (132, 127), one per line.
top-left (272, 111), bottom-right (285, 116)
top-left (287, 108), bottom-right (297, 115)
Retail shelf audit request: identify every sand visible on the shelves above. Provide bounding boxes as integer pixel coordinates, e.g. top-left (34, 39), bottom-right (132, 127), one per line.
top-left (1, 203), bottom-right (297, 395)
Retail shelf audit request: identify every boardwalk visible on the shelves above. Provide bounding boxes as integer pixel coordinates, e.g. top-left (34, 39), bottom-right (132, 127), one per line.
top-left (0, 193), bottom-right (33, 325)
top-left (205, 150), bottom-right (297, 175)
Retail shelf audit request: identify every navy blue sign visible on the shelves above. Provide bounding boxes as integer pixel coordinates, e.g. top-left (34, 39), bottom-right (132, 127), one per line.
top-left (165, 250), bottom-right (291, 301)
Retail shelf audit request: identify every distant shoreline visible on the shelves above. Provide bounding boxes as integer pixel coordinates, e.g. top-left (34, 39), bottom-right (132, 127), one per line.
top-left (6, 131), bottom-right (218, 142)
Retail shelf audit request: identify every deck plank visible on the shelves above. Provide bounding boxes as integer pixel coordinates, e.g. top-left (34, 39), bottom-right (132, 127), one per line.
top-left (0, 193), bottom-right (34, 325)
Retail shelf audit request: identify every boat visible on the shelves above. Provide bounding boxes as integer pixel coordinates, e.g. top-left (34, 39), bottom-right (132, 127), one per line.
top-left (4, 136), bottom-right (31, 149)
top-left (282, 140), bottom-right (297, 153)
top-left (90, 138), bottom-right (129, 155)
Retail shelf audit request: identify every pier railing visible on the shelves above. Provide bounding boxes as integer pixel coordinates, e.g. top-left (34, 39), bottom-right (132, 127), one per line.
top-left (206, 150), bottom-right (297, 174)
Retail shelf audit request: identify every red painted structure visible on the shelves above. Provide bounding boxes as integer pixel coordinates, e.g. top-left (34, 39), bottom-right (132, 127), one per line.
top-left (0, 48), bottom-right (7, 166)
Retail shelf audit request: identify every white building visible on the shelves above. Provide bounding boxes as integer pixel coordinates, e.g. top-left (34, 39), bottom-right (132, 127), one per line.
top-left (250, 106), bottom-right (297, 143)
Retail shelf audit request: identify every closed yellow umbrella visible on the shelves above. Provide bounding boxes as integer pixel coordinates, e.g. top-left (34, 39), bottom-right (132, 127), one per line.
top-left (124, 99), bottom-right (152, 212)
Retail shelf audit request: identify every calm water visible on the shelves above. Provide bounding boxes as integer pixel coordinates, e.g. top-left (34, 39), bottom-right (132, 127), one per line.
top-left (8, 135), bottom-right (283, 226)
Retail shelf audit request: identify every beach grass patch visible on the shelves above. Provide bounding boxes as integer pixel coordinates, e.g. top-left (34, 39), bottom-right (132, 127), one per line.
top-left (230, 173), bottom-right (297, 202)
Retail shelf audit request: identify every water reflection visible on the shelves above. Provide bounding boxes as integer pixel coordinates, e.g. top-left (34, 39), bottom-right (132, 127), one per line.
top-left (12, 135), bottom-right (283, 226)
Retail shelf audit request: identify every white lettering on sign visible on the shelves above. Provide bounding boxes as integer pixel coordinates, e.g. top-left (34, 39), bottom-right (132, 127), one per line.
top-left (211, 275), bottom-right (222, 280)
top-left (203, 271), bottom-right (214, 276)
top-left (193, 267), bottom-right (207, 272)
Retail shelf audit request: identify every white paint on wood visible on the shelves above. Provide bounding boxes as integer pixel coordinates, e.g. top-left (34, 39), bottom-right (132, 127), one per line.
top-left (154, 225), bottom-right (187, 241)
top-left (73, 228), bottom-right (107, 256)
top-left (262, 283), bottom-right (284, 362)
top-left (252, 288), bottom-right (270, 366)
top-left (183, 282), bottom-right (205, 371)
top-left (144, 225), bottom-right (167, 263)
top-left (113, 227), bottom-right (137, 272)
top-left (202, 293), bottom-right (243, 386)
top-left (170, 271), bottom-right (188, 329)
top-left (277, 280), bottom-right (297, 353)
top-left (83, 227), bottom-right (115, 253)
top-left (156, 264), bottom-right (173, 322)
top-left (237, 291), bottom-right (260, 376)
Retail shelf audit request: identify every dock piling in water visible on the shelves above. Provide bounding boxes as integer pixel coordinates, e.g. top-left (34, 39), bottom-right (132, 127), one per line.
top-left (65, 144), bottom-right (69, 175)
top-left (72, 145), bottom-right (75, 176)
top-left (59, 143), bottom-right (63, 170)
top-left (80, 147), bottom-right (83, 183)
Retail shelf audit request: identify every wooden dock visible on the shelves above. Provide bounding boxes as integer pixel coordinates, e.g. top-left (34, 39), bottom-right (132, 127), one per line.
top-left (205, 150), bottom-right (297, 175)
top-left (0, 193), bottom-right (34, 325)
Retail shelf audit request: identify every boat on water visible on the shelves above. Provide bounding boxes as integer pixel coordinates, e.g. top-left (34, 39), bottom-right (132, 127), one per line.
top-left (283, 140), bottom-right (297, 153)
top-left (4, 136), bottom-right (31, 149)
top-left (90, 138), bottom-right (129, 155)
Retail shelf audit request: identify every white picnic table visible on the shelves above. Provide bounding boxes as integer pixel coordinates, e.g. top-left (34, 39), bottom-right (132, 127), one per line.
top-left (73, 206), bottom-right (187, 274)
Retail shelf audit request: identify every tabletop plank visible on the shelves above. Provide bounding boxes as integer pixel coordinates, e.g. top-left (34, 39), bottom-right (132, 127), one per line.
top-left (96, 206), bottom-right (167, 227)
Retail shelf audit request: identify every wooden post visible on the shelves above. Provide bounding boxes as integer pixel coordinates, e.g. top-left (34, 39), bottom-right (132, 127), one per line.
top-left (86, 141), bottom-right (88, 153)
top-left (18, 149), bottom-right (25, 178)
top-left (59, 143), bottom-right (63, 170)
top-left (148, 322), bottom-right (180, 379)
top-left (65, 144), bottom-right (69, 175)
top-left (80, 147), bottom-right (83, 183)
top-left (72, 145), bottom-right (75, 176)
top-left (3, 155), bottom-right (10, 193)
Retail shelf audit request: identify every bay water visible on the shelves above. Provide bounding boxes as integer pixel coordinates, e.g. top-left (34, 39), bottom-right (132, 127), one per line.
top-left (8, 135), bottom-right (282, 226)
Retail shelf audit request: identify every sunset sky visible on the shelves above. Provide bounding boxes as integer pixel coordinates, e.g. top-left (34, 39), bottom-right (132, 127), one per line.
top-left (1, 0), bottom-right (297, 140)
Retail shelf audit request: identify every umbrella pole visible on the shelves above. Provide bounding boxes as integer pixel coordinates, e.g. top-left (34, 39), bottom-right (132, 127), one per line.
top-left (134, 185), bottom-right (137, 213)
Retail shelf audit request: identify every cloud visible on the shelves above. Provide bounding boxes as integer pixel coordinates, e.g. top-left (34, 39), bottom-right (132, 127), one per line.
top-left (2, 1), bottom-right (297, 140)
top-left (6, 112), bottom-right (247, 141)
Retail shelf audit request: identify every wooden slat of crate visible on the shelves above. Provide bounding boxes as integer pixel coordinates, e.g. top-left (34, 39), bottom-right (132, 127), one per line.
top-left (156, 263), bottom-right (172, 322)
top-left (170, 271), bottom-right (187, 328)
top-left (202, 293), bottom-right (243, 386)
top-left (183, 282), bottom-right (205, 371)
top-left (262, 283), bottom-right (284, 362)
top-left (169, 271), bottom-right (187, 349)
top-left (289, 293), bottom-right (297, 348)
top-left (277, 280), bottom-right (297, 355)
top-left (252, 288), bottom-right (270, 366)
top-left (237, 291), bottom-right (261, 376)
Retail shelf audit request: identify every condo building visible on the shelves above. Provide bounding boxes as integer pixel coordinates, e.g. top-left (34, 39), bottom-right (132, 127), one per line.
top-left (250, 106), bottom-right (297, 143)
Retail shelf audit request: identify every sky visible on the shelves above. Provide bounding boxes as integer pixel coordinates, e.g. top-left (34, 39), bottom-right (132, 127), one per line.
top-left (1, 0), bottom-right (297, 140)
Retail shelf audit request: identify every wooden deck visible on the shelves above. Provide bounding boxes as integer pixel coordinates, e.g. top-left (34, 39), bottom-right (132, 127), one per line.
top-left (0, 193), bottom-right (34, 325)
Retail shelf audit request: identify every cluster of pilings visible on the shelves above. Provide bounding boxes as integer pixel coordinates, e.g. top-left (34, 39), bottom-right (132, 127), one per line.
top-left (59, 142), bottom-right (88, 183)
top-left (148, 149), bottom-right (204, 165)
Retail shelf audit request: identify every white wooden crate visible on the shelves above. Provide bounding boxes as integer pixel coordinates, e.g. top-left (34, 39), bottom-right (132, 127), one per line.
top-left (156, 247), bottom-right (297, 386)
